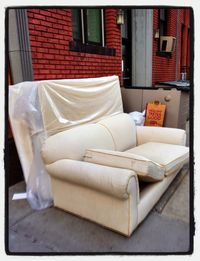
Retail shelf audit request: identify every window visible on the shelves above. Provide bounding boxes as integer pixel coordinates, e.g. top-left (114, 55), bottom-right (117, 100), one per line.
top-left (70, 9), bottom-right (115, 55)
top-left (72, 9), bottom-right (82, 41)
top-left (159, 9), bottom-right (167, 37)
top-left (72, 9), bottom-right (104, 46)
top-left (157, 9), bottom-right (170, 56)
top-left (86, 9), bottom-right (102, 44)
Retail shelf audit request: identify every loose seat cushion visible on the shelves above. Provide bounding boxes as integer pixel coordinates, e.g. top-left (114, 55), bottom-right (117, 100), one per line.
top-left (126, 142), bottom-right (189, 176)
top-left (98, 113), bottom-right (136, 151)
top-left (41, 123), bottom-right (115, 164)
top-left (84, 149), bottom-right (165, 182)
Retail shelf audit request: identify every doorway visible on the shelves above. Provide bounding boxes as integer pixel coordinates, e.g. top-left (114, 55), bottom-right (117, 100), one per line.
top-left (121, 9), bottom-right (132, 87)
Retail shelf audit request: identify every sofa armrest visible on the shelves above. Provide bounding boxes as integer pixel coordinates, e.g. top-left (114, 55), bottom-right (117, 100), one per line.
top-left (46, 159), bottom-right (139, 201)
top-left (136, 126), bottom-right (186, 146)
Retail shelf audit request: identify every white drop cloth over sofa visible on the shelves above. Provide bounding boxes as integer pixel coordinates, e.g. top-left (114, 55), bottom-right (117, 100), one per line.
top-left (9, 75), bottom-right (189, 236)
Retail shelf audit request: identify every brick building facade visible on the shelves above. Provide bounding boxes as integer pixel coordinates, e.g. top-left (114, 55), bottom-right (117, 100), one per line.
top-left (152, 9), bottom-right (178, 84)
top-left (15, 8), bottom-right (191, 87)
top-left (27, 9), bottom-right (122, 82)
top-left (152, 8), bottom-right (190, 85)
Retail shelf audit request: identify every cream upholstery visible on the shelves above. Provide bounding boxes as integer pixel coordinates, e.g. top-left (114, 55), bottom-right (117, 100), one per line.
top-left (84, 149), bottom-right (165, 182)
top-left (50, 176), bottom-right (138, 236)
top-left (41, 123), bottom-right (115, 164)
top-left (42, 111), bottom-right (189, 236)
top-left (126, 142), bottom-right (189, 176)
top-left (136, 126), bottom-right (186, 146)
top-left (138, 169), bottom-right (179, 224)
top-left (46, 159), bottom-right (139, 200)
top-left (98, 113), bottom-right (137, 151)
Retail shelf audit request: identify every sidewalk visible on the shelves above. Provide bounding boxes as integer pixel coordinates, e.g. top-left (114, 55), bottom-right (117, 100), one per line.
top-left (7, 164), bottom-right (191, 254)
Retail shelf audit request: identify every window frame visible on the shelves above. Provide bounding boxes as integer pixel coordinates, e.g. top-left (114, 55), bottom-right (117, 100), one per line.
top-left (159, 9), bottom-right (167, 37)
top-left (70, 8), bottom-right (115, 56)
top-left (72, 8), bottom-right (105, 47)
top-left (71, 9), bottom-right (83, 42)
top-left (84, 9), bottom-right (103, 46)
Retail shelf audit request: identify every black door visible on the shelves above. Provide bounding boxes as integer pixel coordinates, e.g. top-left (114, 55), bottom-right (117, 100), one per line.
top-left (121, 9), bottom-right (132, 87)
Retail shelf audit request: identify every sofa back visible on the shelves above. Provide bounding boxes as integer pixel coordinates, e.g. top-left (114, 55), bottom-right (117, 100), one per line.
top-left (41, 113), bottom-right (136, 164)
top-left (98, 113), bottom-right (137, 151)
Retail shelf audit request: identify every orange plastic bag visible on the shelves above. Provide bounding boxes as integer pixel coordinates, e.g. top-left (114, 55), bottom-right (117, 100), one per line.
top-left (144, 101), bottom-right (166, 127)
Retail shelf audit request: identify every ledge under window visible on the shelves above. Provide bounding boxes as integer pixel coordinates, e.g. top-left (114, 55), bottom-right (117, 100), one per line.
top-left (69, 41), bottom-right (116, 56)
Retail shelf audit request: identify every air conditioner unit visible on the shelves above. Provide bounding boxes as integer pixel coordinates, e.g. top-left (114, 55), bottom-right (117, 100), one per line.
top-left (160, 36), bottom-right (176, 52)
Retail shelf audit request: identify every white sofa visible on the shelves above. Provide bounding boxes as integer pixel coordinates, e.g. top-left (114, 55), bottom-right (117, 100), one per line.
top-left (41, 113), bottom-right (189, 236)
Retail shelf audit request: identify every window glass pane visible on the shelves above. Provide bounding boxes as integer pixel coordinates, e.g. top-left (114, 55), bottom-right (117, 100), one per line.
top-left (86, 9), bottom-right (102, 44)
top-left (72, 9), bottom-right (82, 41)
top-left (121, 10), bottom-right (128, 39)
top-left (160, 9), bottom-right (166, 21)
top-left (159, 9), bottom-right (167, 36)
top-left (160, 21), bottom-right (165, 36)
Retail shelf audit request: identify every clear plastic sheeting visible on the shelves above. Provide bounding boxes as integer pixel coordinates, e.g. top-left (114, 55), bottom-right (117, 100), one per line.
top-left (9, 82), bottom-right (53, 209)
top-left (9, 75), bottom-right (123, 209)
top-left (38, 75), bottom-right (123, 137)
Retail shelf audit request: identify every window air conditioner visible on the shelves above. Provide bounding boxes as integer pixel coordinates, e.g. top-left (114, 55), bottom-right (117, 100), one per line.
top-left (160, 36), bottom-right (176, 52)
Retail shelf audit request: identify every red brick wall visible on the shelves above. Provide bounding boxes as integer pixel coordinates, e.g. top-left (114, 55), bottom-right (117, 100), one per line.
top-left (27, 8), bottom-right (122, 82)
top-left (152, 9), bottom-right (178, 85)
top-left (179, 9), bottom-right (190, 76)
top-left (152, 8), bottom-right (190, 85)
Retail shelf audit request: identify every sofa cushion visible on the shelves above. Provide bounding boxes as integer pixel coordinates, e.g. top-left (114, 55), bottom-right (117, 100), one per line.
top-left (84, 149), bottom-right (165, 182)
top-left (126, 142), bottom-right (189, 176)
top-left (41, 123), bottom-right (115, 164)
top-left (98, 113), bottom-right (136, 151)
